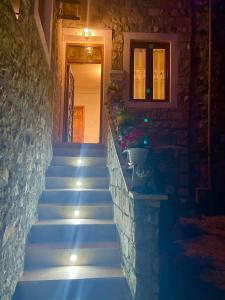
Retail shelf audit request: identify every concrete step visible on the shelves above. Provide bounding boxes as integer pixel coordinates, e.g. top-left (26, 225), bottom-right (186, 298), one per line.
top-left (45, 177), bottom-right (109, 189)
top-left (28, 219), bottom-right (117, 244)
top-left (40, 189), bottom-right (112, 204)
top-left (25, 241), bottom-right (120, 268)
top-left (53, 147), bottom-right (106, 157)
top-left (38, 203), bottom-right (113, 220)
top-left (51, 156), bottom-right (106, 167)
top-left (46, 165), bottom-right (108, 177)
top-left (13, 266), bottom-right (130, 300)
top-left (54, 143), bottom-right (105, 150)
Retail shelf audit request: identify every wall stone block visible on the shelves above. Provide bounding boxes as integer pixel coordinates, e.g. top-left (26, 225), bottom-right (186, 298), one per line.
top-left (107, 127), bottom-right (167, 300)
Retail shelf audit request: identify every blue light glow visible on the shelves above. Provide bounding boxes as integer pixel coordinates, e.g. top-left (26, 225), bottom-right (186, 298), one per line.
top-left (143, 140), bottom-right (148, 145)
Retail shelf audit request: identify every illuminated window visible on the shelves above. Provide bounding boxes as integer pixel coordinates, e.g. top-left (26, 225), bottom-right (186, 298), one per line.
top-left (11, 0), bottom-right (20, 19)
top-left (130, 41), bottom-right (170, 102)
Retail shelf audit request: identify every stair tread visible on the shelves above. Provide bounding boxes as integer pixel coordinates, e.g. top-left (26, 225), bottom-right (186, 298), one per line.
top-left (54, 143), bottom-right (105, 149)
top-left (38, 203), bottom-right (112, 208)
top-left (46, 166), bottom-right (108, 177)
top-left (51, 156), bottom-right (106, 167)
top-left (43, 188), bottom-right (110, 192)
top-left (27, 241), bottom-right (119, 250)
top-left (48, 165), bottom-right (108, 170)
top-left (19, 265), bottom-right (124, 282)
top-left (45, 177), bottom-right (109, 189)
top-left (46, 176), bottom-right (109, 179)
top-left (53, 149), bottom-right (106, 158)
top-left (35, 219), bottom-right (115, 226)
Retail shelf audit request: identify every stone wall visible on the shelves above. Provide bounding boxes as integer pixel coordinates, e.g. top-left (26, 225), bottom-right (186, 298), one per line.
top-left (107, 126), bottom-right (167, 300)
top-left (189, 0), bottom-right (225, 211)
top-left (63, 0), bottom-right (192, 207)
top-left (211, 0), bottom-right (225, 211)
top-left (189, 0), bottom-right (210, 197)
top-left (0, 1), bottom-right (60, 299)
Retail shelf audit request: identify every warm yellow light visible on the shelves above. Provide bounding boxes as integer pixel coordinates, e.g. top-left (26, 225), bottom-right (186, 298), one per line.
top-left (97, 65), bottom-right (101, 75)
top-left (133, 48), bottom-right (146, 100)
top-left (82, 28), bottom-right (92, 38)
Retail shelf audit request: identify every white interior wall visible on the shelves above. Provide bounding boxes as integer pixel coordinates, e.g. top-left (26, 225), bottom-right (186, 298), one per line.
top-left (71, 63), bottom-right (101, 143)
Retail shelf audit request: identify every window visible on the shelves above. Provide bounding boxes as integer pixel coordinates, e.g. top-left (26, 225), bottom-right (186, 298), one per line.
top-left (123, 32), bottom-right (178, 108)
top-left (11, 0), bottom-right (20, 19)
top-left (130, 41), bottom-right (170, 102)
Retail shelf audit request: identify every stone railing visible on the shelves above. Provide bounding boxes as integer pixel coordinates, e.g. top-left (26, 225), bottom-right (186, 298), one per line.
top-left (106, 123), bottom-right (168, 300)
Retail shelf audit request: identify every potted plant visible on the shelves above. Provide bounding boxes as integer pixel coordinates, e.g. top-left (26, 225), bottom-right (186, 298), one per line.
top-left (119, 126), bottom-right (149, 168)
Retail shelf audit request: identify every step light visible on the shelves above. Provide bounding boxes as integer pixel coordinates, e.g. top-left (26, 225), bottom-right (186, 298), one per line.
top-left (77, 159), bottom-right (82, 165)
top-left (74, 209), bottom-right (80, 217)
top-left (76, 180), bottom-right (82, 187)
top-left (70, 254), bottom-right (78, 263)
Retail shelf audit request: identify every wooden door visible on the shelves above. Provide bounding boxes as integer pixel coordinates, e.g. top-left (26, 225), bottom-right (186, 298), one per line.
top-left (73, 106), bottom-right (84, 143)
top-left (63, 64), bottom-right (75, 142)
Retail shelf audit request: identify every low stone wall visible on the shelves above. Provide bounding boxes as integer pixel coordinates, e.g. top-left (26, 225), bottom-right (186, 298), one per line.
top-left (106, 127), bottom-right (167, 300)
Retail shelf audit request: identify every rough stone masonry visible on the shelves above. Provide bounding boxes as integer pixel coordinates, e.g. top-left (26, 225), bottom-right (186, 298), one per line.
top-left (0, 1), bottom-right (61, 299)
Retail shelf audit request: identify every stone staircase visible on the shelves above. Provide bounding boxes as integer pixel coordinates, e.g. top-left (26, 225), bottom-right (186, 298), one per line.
top-left (13, 143), bottom-right (131, 300)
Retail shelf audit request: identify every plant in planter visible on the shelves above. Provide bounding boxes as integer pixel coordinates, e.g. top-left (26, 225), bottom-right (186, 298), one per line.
top-left (111, 110), bottom-right (157, 192)
top-left (118, 126), bottom-right (150, 168)
top-left (118, 126), bottom-right (149, 151)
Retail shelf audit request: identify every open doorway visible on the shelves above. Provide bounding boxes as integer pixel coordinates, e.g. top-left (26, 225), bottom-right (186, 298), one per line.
top-left (63, 44), bottom-right (103, 144)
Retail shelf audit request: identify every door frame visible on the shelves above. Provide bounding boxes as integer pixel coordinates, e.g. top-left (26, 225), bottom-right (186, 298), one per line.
top-left (63, 43), bottom-right (104, 144)
top-left (61, 29), bottom-right (112, 145)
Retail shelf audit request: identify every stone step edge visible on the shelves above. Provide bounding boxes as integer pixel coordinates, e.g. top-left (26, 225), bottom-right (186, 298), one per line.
top-left (26, 241), bottom-right (119, 251)
top-left (19, 265), bottom-right (125, 282)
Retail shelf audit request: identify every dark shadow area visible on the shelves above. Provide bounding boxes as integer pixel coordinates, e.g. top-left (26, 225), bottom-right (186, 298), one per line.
top-left (159, 206), bottom-right (225, 300)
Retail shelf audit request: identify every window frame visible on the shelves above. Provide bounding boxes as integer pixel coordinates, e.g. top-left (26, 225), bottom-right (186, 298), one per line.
top-left (123, 32), bottom-right (178, 109)
top-left (130, 40), bottom-right (170, 103)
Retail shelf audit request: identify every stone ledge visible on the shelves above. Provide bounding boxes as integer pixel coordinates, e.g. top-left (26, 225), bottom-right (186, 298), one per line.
top-left (129, 191), bottom-right (168, 202)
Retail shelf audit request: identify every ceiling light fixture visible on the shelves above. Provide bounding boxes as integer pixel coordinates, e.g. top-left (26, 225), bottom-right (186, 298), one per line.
top-left (82, 28), bottom-right (92, 38)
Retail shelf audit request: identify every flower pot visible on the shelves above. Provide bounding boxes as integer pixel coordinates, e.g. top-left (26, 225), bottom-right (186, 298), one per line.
top-left (124, 148), bottom-right (149, 168)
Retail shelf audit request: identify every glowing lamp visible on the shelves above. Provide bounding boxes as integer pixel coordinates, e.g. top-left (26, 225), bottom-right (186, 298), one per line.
top-left (77, 159), bottom-right (82, 165)
top-left (76, 181), bottom-right (82, 187)
top-left (74, 210), bottom-right (80, 217)
top-left (146, 88), bottom-right (151, 94)
top-left (70, 254), bottom-right (78, 262)
top-left (143, 139), bottom-right (149, 145)
top-left (82, 28), bottom-right (92, 38)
